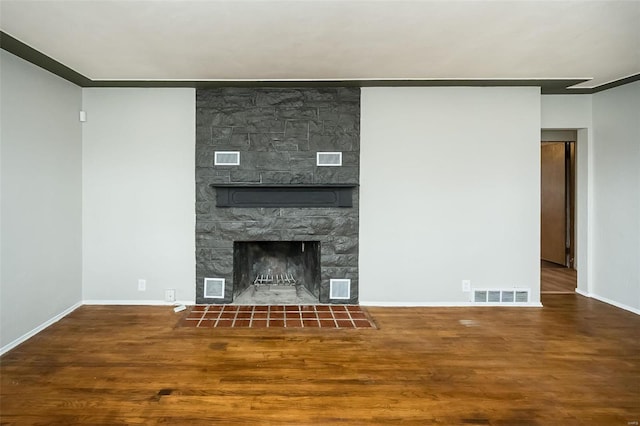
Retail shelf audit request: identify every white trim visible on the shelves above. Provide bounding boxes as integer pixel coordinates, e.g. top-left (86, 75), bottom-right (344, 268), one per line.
top-left (83, 299), bottom-right (194, 306)
top-left (0, 301), bottom-right (83, 356)
top-left (360, 301), bottom-right (543, 307)
top-left (577, 127), bottom-right (592, 297)
top-left (573, 291), bottom-right (640, 315)
top-left (575, 288), bottom-right (590, 298)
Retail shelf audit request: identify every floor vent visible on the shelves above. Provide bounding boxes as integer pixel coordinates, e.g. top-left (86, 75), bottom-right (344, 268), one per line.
top-left (473, 289), bottom-right (530, 304)
top-left (204, 278), bottom-right (225, 298)
top-left (330, 279), bottom-right (351, 299)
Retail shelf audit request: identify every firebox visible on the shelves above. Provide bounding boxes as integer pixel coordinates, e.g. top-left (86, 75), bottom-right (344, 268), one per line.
top-left (233, 241), bottom-right (321, 302)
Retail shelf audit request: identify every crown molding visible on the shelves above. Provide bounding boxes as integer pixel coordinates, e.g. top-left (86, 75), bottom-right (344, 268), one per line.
top-left (1, 31), bottom-right (92, 86)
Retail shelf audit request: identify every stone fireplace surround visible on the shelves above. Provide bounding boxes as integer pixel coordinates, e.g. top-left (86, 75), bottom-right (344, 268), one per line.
top-left (195, 87), bottom-right (360, 304)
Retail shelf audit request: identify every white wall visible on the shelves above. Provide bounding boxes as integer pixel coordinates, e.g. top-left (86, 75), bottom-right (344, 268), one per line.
top-left (360, 87), bottom-right (541, 304)
top-left (541, 94), bottom-right (592, 296)
top-left (82, 88), bottom-right (195, 303)
top-left (541, 95), bottom-right (592, 129)
top-left (541, 129), bottom-right (576, 142)
top-left (1, 51), bottom-right (82, 350)
top-left (591, 81), bottom-right (640, 312)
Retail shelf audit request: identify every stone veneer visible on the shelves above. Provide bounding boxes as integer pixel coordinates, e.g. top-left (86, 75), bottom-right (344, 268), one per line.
top-left (195, 88), bottom-right (360, 304)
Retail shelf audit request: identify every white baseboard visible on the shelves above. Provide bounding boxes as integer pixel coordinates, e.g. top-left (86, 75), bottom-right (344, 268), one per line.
top-left (0, 301), bottom-right (83, 356)
top-left (83, 299), bottom-right (194, 306)
top-left (575, 288), bottom-right (590, 297)
top-left (574, 290), bottom-right (640, 315)
top-left (360, 301), bottom-right (543, 307)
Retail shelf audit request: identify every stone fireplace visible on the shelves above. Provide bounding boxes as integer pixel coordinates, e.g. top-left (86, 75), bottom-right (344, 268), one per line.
top-left (195, 87), bottom-right (360, 304)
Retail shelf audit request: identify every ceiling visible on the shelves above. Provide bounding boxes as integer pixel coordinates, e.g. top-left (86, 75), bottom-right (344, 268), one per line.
top-left (1, 0), bottom-right (639, 92)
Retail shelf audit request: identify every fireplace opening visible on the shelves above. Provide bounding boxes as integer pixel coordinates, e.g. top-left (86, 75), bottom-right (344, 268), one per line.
top-left (233, 241), bottom-right (321, 304)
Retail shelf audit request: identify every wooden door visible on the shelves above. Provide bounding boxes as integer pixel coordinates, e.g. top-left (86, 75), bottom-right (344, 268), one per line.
top-left (541, 143), bottom-right (567, 265)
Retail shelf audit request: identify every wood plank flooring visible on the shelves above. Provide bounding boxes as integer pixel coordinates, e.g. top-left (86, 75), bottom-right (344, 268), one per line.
top-left (541, 261), bottom-right (577, 294)
top-left (1, 295), bottom-right (638, 425)
top-left (541, 268), bottom-right (577, 293)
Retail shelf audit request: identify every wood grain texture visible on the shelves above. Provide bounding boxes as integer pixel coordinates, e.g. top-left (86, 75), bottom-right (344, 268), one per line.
top-left (1, 296), bottom-right (638, 425)
top-left (541, 262), bottom-right (577, 294)
top-left (541, 142), bottom-right (567, 265)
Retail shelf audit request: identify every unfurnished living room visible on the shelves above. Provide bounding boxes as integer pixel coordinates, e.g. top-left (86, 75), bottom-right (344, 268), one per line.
top-left (1, 1), bottom-right (638, 424)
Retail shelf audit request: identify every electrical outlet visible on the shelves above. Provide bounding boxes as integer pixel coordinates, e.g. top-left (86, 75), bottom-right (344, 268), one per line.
top-left (462, 280), bottom-right (471, 292)
top-left (138, 279), bottom-right (146, 291)
top-left (165, 289), bottom-right (176, 303)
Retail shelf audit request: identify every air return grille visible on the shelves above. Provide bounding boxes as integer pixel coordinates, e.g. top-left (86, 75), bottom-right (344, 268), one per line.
top-left (204, 278), bottom-right (225, 299)
top-left (473, 289), bottom-right (530, 304)
top-left (330, 279), bottom-right (351, 299)
top-left (317, 152), bottom-right (342, 166)
top-left (214, 151), bottom-right (240, 166)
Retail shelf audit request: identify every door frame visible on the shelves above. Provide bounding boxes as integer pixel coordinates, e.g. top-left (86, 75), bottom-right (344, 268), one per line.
top-left (541, 128), bottom-right (591, 296)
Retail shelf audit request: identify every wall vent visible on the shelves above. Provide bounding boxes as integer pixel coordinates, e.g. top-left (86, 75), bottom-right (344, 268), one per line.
top-left (317, 152), bottom-right (342, 166)
top-left (204, 278), bottom-right (225, 298)
top-left (473, 289), bottom-right (530, 304)
top-left (329, 279), bottom-right (351, 299)
top-left (214, 151), bottom-right (240, 166)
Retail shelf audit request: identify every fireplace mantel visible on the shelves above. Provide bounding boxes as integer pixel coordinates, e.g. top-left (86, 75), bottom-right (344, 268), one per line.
top-left (211, 184), bottom-right (357, 208)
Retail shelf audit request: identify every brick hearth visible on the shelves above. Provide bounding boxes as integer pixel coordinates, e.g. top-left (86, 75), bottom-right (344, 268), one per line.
top-left (180, 305), bottom-right (375, 329)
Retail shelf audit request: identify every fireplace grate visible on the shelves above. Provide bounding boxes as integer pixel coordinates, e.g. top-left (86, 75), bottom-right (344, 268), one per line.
top-left (254, 273), bottom-right (296, 286)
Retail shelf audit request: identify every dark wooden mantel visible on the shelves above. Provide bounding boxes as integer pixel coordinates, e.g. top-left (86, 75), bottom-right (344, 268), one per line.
top-left (211, 184), bottom-right (357, 208)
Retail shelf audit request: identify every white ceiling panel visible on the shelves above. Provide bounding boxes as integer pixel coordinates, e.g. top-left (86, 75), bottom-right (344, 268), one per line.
top-left (1, 0), bottom-right (638, 89)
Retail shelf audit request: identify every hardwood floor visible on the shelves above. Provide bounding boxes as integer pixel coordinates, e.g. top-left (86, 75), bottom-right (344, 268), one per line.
top-left (541, 260), bottom-right (577, 294)
top-left (1, 296), bottom-right (638, 425)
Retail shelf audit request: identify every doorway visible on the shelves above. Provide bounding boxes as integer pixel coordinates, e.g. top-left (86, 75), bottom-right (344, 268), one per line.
top-left (540, 135), bottom-right (577, 294)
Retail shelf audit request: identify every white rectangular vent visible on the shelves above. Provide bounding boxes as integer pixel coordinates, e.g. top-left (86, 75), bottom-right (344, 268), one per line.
top-left (317, 152), bottom-right (342, 166)
top-left (214, 151), bottom-right (240, 166)
top-left (329, 279), bottom-right (351, 299)
top-left (204, 278), bottom-right (225, 299)
top-left (473, 289), bottom-right (530, 304)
